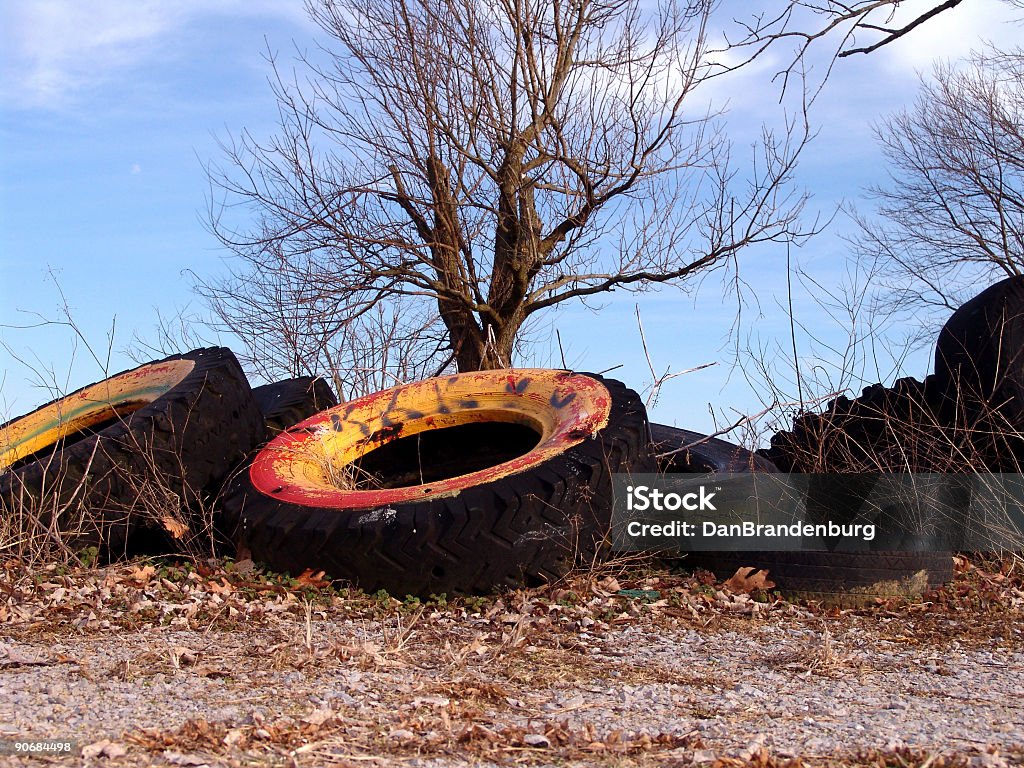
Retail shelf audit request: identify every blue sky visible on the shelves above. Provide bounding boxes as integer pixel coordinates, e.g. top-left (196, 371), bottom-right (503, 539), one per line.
top-left (1, 0), bottom-right (1021, 440)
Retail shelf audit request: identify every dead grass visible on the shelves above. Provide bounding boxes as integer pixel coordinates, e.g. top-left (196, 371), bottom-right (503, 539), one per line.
top-left (0, 397), bottom-right (231, 570)
top-left (765, 374), bottom-right (1024, 552)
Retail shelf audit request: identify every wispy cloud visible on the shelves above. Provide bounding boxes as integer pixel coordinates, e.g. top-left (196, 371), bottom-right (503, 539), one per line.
top-left (1, 0), bottom-right (309, 110)
top-left (873, 0), bottom-right (1022, 72)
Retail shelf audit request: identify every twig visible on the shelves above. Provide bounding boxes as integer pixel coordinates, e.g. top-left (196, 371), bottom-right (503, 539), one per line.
top-left (635, 305), bottom-right (717, 409)
top-left (655, 392), bottom-right (839, 460)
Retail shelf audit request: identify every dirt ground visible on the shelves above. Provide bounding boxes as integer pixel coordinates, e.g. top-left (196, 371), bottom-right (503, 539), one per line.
top-left (0, 555), bottom-right (1021, 767)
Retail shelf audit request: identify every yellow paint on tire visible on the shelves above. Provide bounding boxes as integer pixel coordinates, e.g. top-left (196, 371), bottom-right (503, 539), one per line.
top-left (0, 359), bottom-right (195, 471)
top-left (250, 369), bottom-right (613, 508)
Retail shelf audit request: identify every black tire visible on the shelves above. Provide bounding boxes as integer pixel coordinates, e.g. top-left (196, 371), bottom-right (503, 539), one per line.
top-left (933, 276), bottom-right (1024, 469)
top-left (761, 376), bottom-right (946, 472)
top-left (935, 275), bottom-right (1024, 409)
top-left (0, 347), bottom-right (265, 558)
top-left (225, 371), bottom-right (655, 596)
top-left (684, 550), bottom-right (954, 603)
top-left (666, 422), bottom-right (954, 602)
top-left (650, 423), bottom-right (778, 474)
top-left (252, 377), bottom-right (339, 435)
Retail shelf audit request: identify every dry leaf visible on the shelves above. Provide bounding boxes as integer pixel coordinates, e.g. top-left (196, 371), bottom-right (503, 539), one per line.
top-left (411, 695), bottom-right (450, 708)
top-left (295, 569), bottom-right (330, 588)
top-left (724, 567), bottom-right (776, 593)
top-left (204, 578), bottom-right (233, 596)
top-left (302, 708), bottom-right (336, 726)
top-left (160, 517), bottom-right (190, 539)
top-left (594, 576), bottom-right (621, 595)
top-left (0, 643), bottom-right (51, 667)
top-left (126, 565), bottom-right (156, 585)
top-left (81, 739), bottom-right (127, 759)
top-left (171, 646), bottom-right (198, 667)
top-left (162, 752), bottom-right (210, 766)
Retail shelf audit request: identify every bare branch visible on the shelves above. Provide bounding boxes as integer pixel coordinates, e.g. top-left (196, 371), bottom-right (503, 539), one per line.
top-left (852, 47), bottom-right (1024, 320)
top-left (204, 0), bottom-right (811, 376)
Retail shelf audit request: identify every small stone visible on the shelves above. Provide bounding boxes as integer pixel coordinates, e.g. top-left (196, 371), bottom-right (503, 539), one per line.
top-left (523, 733), bottom-right (550, 748)
top-left (970, 754), bottom-right (1008, 768)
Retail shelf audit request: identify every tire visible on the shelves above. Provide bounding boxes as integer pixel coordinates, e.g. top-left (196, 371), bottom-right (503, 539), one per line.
top-left (0, 347), bottom-right (265, 558)
top-left (665, 423), bottom-right (954, 603)
top-left (650, 424), bottom-right (778, 474)
top-left (252, 377), bottom-right (339, 436)
top-left (761, 376), bottom-right (945, 472)
top-left (226, 369), bottom-right (655, 596)
top-left (933, 276), bottom-right (1024, 469)
top-left (684, 550), bottom-right (954, 605)
top-left (935, 275), bottom-right (1024, 408)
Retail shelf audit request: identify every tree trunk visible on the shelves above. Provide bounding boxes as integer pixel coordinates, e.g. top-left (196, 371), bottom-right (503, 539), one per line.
top-left (477, 144), bottom-right (540, 369)
top-left (426, 154), bottom-right (488, 371)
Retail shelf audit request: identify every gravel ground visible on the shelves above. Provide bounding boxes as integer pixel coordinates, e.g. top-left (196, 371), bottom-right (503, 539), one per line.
top-left (0, 557), bottom-right (1021, 767)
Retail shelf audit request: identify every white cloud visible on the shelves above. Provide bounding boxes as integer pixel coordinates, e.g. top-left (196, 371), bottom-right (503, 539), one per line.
top-left (875, 0), bottom-right (1023, 72)
top-left (130, 163), bottom-right (141, 174)
top-left (0, 0), bottom-right (310, 110)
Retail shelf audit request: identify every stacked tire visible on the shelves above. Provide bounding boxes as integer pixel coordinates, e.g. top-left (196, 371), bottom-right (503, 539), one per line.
top-left (740, 280), bottom-right (1024, 600)
top-left (7, 278), bottom-right (1015, 599)
top-left (766, 276), bottom-right (1024, 474)
top-left (649, 410), bottom-right (954, 603)
top-left (761, 376), bottom-right (947, 473)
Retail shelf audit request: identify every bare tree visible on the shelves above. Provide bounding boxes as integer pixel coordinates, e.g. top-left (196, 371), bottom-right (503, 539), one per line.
top-left (851, 48), bottom-right (1024, 315)
top-left (202, 0), bottom-right (811, 376)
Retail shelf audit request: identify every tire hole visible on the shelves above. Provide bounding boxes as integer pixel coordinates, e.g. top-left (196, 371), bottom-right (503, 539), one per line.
top-left (352, 422), bottom-right (541, 489)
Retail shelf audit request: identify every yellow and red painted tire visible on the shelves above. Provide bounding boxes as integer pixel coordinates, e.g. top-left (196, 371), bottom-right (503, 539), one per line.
top-left (0, 348), bottom-right (264, 558)
top-left (227, 369), bottom-right (654, 596)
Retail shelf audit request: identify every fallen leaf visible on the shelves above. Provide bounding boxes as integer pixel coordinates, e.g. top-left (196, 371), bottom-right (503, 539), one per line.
top-left (204, 578), bottom-right (233, 596)
top-left (411, 695), bottom-right (450, 708)
top-left (302, 708), bottom-right (335, 726)
top-left (223, 728), bottom-right (246, 747)
top-left (0, 643), bottom-right (52, 667)
top-left (160, 517), bottom-right (190, 539)
top-left (162, 751), bottom-right (210, 766)
top-left (594, 576), bottom-right (621, 595)
top-left (81, 740), bottom-right (127, 759)
top-left (171, 646), bottom-right (198, 667)
top-left (295, 569), bottom-right (330, 588)
top-left (724, 567), bottom-right (775, 593)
